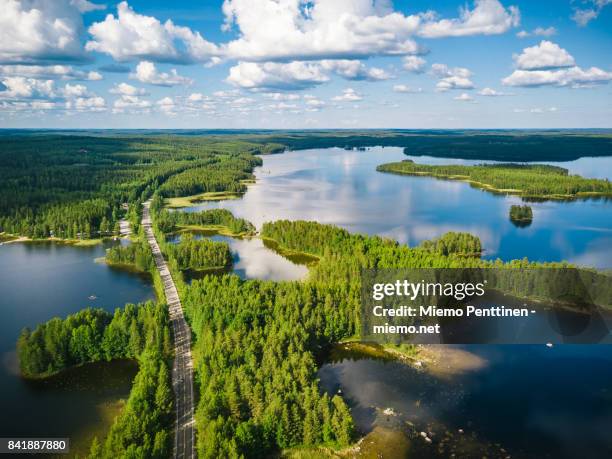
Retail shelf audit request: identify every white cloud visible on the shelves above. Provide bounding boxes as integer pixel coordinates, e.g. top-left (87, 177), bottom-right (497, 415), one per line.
top-left (262, 92), bottom-right (301, 101)
top-left (478, 87), bottom-right (510, 96)
top-left (86, 1), bottom-right (218, 63)
top-left (0, 65), bottom-right (101, 81)
top-left (572, 0), bottom-right (611, 26)
top-left (156, 96), bottom-right (176, 115)
top-left (305, 98), bottom-right (325, 108)
top-left (226, 61), bottom-right (329, 90)
top-left (112, 94), bottom-right (152, 113)
top-left (87, 71), bottom-right (103, 81)
top-left (109, 82), bottom-right (147, 96)
top-left (516, 26), bottom-right (556, 38)
top-left (454, 92), bottom-right (475, 101)
top-left (418, 0), bottom-right (520, 38)
top-left (0, 0), bottom-right (88, 64)
top-left (66, 95), bottom-right (106, 112)
top-left (514, 106), bottom-right (558, 114)
top-left (332, 88), bottom-right (362, 102)
top-left (70, 0), bottom-right (105, 13)
top-left (320, 60), bottom-right (392, 81)
top-left (130, 61), bottom-right (192, 87)
top-left (533, 26), bottom-right (557, 37)
top-left (402, 56), bottom-right (426, 73)
top-left (502, 66), bottom-right (612, 88)
top-left (0, 77), bottom-right (55, 99)
top-left (62, 83), bottom-right (89, 98)
top-left (432, 64), bottom-right (475, 91)
top-left (514, 41), bottom-right (575, 70)
top-left (393, 84), bottom-right (422, 93)
top-left (221, 0), bottom-right (423, 62)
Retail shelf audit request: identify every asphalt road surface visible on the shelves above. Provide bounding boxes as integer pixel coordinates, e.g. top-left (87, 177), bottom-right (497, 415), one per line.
top-left (143, 201), bottom-right (195, 459)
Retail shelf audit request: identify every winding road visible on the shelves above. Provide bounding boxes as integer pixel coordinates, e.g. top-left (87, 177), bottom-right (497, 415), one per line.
top-left (142, 201), bottom-right (196, 459)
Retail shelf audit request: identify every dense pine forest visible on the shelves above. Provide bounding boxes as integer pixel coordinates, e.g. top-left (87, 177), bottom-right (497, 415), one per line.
top-left (18, 302), bottom-right (174, 458)
top-left (377, 160), bottom-right (612, 198)
top-left (0, 136), bottom-right (268, 239)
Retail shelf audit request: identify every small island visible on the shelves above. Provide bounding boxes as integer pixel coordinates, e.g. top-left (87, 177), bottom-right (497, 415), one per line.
top-left (376, 160), bottom-right (612, 200)
top-left (509, 205), bottom-right (533, 227)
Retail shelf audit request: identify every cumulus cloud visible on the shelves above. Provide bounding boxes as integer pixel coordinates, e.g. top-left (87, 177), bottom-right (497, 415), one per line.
top-left (220, 0), bottom-right (521, 63)
top-left (402, 56), bottom-right (426, 73)
top-left (0, 65), bottom-right (101, 81)
top-left (503, 40), bottom-right (612, 88)
top-left (418, 0), bottom-right (520, 38)
top-left (66, 95), bottom-right (106, 112)
top-left (393, 84), bottom-right (422, 93)
top-left (331, 88), bottom-right (363, 102)
top-left (320, 60), bottom-right (392, 81)
top-left (454, 92), bottom-right (475, 101)
top-left (431, 64), bottom-right (475, 91)
top-left (478, 87), bottom-right (510, 96)
top-left (62, 83), bottom-right (89, 98)
top-left (0, 0), bottom-right (90, 64)
top-left (221, 0), bottom-right (423, 62)
top-left (130, 61), bottom-right (193, 87)
top-left (572, 0), bottom-right (612, 26)
top-left (516, 26), bottom-right (557, 38)
top-left (110, 82), bottom-right (147, 96)
top-left (86, 1), bottom-right (218, 63)
top-left (502, 66), bottom-right (612, 88)
top-left (226, 61), bottom-right (329, 90)
top-left (70, 0), bottom-right (105, 13)
top-left (0, 77), bottom-right (55, 99)
top-left (513, 41), bottom-right (575, 70)
top-left (112, 94), bottom-right (152, 113)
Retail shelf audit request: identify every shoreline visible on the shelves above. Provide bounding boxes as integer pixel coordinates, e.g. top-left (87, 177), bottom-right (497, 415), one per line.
top-left (377, 169), bottom-right (612, 201)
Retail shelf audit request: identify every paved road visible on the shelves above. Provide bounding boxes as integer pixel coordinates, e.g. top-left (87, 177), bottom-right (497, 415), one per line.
top-left (142, 201), bottom-right (196, 459)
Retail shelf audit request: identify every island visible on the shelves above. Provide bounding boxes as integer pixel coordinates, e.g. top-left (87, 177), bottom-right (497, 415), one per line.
top-left (509, 205), bottom-right (534, 227)
top-left (376, 160), bottom-right (612, 200)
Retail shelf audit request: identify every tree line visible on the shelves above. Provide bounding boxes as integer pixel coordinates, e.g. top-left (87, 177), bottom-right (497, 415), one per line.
top-left (377, 160), bottom-right (612, 198)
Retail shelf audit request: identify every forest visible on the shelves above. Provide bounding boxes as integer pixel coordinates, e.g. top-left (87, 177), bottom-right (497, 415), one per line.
top-left (0, 135), bottom-right (269, 240)
top-left (509, 205), bottom-right (534, 223)
top-left (105, 240), bottom-right (155, 273)
top-left (18, 302), bottom-right (174, 458)
top-left (377, 160), bottom-right (612, 198)
top-left (164, 233), bottom-right (232, 272)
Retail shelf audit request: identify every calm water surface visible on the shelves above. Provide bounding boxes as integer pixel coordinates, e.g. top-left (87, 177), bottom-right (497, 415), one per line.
top-left (0, 240), bottom-right (155, 454)
top-left (167, 232), bottom-right (308, 281)
top-left (187, 147), bottom-right (612, 268)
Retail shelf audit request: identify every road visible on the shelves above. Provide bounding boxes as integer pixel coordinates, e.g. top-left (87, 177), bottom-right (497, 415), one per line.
top-left (142, 200), bottom-right (196, 459)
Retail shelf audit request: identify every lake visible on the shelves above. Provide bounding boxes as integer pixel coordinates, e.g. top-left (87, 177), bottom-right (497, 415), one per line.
top-left (183, 147), bottom-right (612, 458)
top-left (186, 147), bottom-right (612, 268)
top-left (0, 240), bottom-right (155, 456)
top-left (167, 231), bottom-right (309, 281)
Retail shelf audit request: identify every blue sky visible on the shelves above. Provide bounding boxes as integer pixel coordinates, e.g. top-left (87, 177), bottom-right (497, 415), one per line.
top-left (0, 0), bottom-right (611, 128)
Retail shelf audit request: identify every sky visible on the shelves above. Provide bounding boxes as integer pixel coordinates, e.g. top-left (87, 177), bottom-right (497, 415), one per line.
top-left (0, 0), bottom-right (611, 129)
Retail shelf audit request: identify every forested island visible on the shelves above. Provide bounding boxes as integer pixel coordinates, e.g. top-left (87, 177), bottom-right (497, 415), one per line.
top-left (3, 132), bottom-right (611, 458)
top-left (509, 205), bottom-right (533, 226)
top-left (376, 160), bottom-right (612, 199)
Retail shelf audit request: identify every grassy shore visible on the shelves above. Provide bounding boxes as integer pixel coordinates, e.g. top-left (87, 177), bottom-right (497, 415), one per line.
top-left (0, 233), bottom-right (104, 246)
top-left (377, 161), bottom-right (612, 200)
top-left (164, 191), bottom-right (243, 208)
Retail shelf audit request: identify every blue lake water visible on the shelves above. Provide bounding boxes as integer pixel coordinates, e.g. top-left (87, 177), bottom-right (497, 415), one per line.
top-left (185, 147), bottom-right (612, 269)
top-left (0, 240), bottom-right (155, 454)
